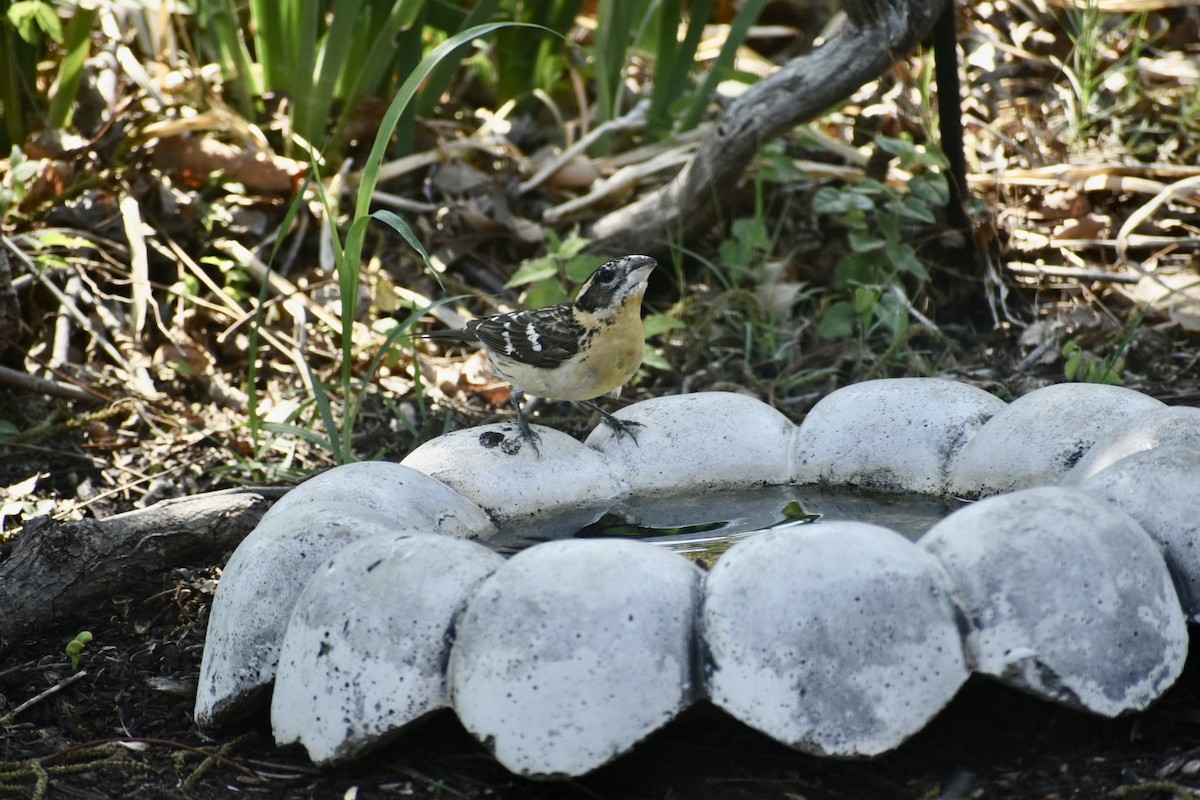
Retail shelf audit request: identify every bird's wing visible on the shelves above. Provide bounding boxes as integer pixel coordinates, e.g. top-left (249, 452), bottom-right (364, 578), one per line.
top-left (468, 306), bottom-right (584, 369)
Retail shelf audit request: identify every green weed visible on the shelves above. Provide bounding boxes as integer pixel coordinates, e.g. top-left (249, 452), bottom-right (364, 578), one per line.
top-left (811, 135), bottom-right (947, 349)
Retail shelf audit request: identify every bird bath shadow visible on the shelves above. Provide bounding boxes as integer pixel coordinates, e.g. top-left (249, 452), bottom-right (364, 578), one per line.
top-left (490, 485), bottom-right (963, 562)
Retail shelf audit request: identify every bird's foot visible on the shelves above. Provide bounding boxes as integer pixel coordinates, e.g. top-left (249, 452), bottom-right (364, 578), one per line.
top-left (514, 417), bottom-right (542, 456)
top-left (582, 401), bottom-right (642, 445)
top-left (510, 391), bottom-right (542, 456)
top-left (508, 402), bottom-right (542, 453)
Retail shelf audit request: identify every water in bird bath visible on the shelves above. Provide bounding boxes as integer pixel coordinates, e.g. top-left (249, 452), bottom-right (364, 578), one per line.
top-left (490, 485), bottom-right (962, 562)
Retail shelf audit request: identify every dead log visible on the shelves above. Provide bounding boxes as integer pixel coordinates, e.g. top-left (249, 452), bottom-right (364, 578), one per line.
top-left (586, 0), bottom-right (950, 257)
top-left (0, 488), bottom-right (281, 650)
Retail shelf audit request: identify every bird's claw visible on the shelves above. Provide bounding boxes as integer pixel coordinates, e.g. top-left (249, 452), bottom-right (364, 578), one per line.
top-left (604, 415), bottom-right (642, 444)
top-left (515, 418), bottom-right (542, 456)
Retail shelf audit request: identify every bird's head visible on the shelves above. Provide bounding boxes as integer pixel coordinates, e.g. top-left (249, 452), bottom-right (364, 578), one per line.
top-left (572, 255), bottom-right (657, 318)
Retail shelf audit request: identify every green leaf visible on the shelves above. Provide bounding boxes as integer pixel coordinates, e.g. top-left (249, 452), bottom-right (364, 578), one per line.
top-left (641, 345), bottom-right (671, 371)
top-left (642, 313), bottom-right (685, 337)
top-left (885, 241), bottom-right (928, 279)
top-left (892, 195), bottom-right (937, 224)
top-left (811, 186), bottom-right (851, 214)
top-left (565, 255), bottom-right (610, 284)
top-left (855, 178), bottom-right (889, 197)
top-left (8, 1), bottom-right (63, 44)
top-left (522, 277), bottom-right (569, 309)
top-left (875, 291), bottom-right (908, 340)
top-left (1064, 350), bottom-right (1083, 380)
top-left (505, 257), bottom-right (559, 288)
top-left (731, 216), bottom-right (770, 250)
top-left (876, 135), bottom-right (920, 164)
top-left (835, 252), bottom-right (881, 286)
top-left (818, 300), bottom-right (855, 340)
top-left (557, 235), bottom-right (591, 260)
top-left (847, 229), bottom-right (885, 254)
top-left (28, 230), bottom-right (93, 250)
top-left (909, 172), bottom-right (950, 206)
top-left (853, 286), bottom-right (880, 316)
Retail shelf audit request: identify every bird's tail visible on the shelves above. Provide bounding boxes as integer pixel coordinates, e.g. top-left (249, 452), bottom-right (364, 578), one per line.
top-left (416, 327), bottom-right (477, 344)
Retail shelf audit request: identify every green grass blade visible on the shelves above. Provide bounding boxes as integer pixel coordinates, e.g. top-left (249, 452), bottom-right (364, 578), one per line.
top-left (679, 0), bottom-right (769, 131)
top-left (347, 22), bottom-right (555, 267)
top-left (197, 0), bottom-right (262, 115)
top-left (249, 0), bottom-right (291, 93)
top-left (260, 420), bottom-right (338, 451)
top-left (336, 0), bottom-right (429, 108)
top-left (305, 360), bottom-right (348, 462)
top-left (593, 0), bottom-right (640, 125)
top-left (418, 0), bottom-right (504, 114)
top-left (46, 4), bottom-right (95, 128)
top-left (371, 209), bottom-right (441, 288)
top-left (0, 16), bottom-right (38, 148)
top-left (647, 0), bottom-right (714, 136)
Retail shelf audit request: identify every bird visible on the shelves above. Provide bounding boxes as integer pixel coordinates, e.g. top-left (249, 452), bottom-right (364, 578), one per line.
top-left (421, 254), bottom-right (657, 451)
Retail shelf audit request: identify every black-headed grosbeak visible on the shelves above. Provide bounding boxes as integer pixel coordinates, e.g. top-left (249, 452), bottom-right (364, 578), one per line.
top-left (423, 254), bottom-right (657, 449)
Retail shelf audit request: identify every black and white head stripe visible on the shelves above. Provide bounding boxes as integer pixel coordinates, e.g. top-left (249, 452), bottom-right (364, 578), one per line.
top-left (573, 255), bottom-right (657, 315)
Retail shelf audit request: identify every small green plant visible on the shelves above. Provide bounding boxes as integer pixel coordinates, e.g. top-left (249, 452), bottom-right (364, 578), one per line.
top-left (503, 232), bottom-right (609, 308)
top-left (1062, 340), bottom-right (1122, 385)
top-left (65, 631), bottom-right (92, 671)
top-left (1060, 312), bottom-right (1141, 386)
top-left (811, 135), bottom-right (947, 347)
top-left (1054, 0), bottom-right (1153, 150)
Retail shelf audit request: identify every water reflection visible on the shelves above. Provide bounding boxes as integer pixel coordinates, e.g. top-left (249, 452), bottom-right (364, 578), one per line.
top-left (489, 485), bottom-right (962, 561)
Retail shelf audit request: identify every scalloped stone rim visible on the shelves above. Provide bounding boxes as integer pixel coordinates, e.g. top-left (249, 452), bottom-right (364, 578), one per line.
top-left (196, 379), bottom-right (1196, 778)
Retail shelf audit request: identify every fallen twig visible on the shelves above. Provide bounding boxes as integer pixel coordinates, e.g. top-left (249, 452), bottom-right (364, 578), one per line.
top-left (0, 669), bottom-right (89, 725)
top-left (519, 98), bottom-right (650, 194)
top-left (1007, 262), bottom-right (1144, 284)
top-left (0, 364), bottom-right (105, 404)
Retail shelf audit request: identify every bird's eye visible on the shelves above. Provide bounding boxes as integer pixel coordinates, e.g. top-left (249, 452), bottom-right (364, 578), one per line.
top-left (596, 265), bottom-right (617, 283)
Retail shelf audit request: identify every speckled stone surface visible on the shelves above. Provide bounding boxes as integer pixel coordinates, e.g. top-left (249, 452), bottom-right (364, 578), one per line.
top-left (196, 503), bottom-right (413, 728)
top-left (921, 486), bottom-right (1187, 716)
top-left (1080, 446), bottom-right (1200, 620)
top-left (948, 383), bottom-right (1164, 498)
top-left (272, 533), bottom-right (503, 763)
top-left (585, 391), bottom-right (795, 494)
top-left (402, 423), bottom-right (628, 524)
top-left (704, 521), bottom-right (968, 756)
top-left (448, 539), bottom-right (703, 777)
top-left (793, 378), bottom-right (1005, 493)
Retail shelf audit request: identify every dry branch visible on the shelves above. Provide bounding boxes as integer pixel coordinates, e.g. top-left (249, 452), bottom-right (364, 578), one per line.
top-left (586, 0), bottom-right (950, 256)
top-left (0, 488), bottom-right (280, 649)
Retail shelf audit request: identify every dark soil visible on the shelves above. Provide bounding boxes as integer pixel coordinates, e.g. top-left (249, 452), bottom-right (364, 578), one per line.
top-left (4, 556), bottom-right (1200, 800)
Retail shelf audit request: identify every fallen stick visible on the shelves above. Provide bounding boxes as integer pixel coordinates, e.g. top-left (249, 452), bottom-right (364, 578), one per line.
top-left (0, 488), bottom-right (281, 650)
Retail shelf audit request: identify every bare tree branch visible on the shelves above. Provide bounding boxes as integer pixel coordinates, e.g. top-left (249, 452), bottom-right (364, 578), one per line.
top-left (586, 0), bottom-right (950, 256)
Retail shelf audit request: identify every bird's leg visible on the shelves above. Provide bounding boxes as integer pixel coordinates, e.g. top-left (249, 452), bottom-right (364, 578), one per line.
top-left (579, 400), bottom-right (642, 445)
top-left (509, 389), bottom-right (542, 455)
